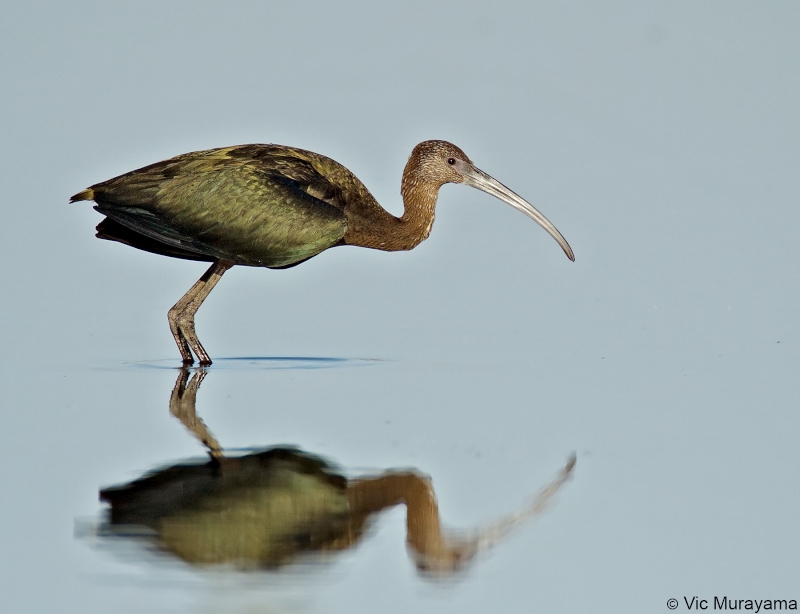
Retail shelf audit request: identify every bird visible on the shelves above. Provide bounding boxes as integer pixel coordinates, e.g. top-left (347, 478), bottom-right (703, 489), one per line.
top-left (72, 140), bottom-right (574, 365)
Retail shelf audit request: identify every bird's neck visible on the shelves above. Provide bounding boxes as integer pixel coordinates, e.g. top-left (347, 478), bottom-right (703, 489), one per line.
top-left (344, 180), bottom-right (439, 252)
top-left (399, 180), bottom-right (439, 244)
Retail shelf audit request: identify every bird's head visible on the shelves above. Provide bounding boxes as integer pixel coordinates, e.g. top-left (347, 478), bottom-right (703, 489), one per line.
top-left (404, 140), bottom-right (575, 261)
top-left (405, 140), bottom-right (476, 186)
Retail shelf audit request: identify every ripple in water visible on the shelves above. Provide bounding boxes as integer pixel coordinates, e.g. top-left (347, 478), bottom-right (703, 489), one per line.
top-left (124, 356), bottom-right (382, 371)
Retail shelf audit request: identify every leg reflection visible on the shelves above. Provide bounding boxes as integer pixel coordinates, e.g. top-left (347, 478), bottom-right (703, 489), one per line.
top-left (168, 368), bottom-right (223, 459)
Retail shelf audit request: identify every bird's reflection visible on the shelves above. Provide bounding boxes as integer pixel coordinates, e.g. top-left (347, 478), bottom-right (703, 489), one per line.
top-left (97, 369), bottom-right (575, 577)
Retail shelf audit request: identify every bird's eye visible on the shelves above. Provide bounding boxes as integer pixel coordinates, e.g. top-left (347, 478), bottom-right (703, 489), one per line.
top-left (447, 158), bottom-right (456, 165)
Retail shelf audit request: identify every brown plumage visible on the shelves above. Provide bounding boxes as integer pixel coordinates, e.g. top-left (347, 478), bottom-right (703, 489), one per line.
top-left (72, 140), bottom-right (574, 364)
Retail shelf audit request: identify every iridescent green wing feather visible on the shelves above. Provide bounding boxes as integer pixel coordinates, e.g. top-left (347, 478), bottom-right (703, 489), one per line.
top-left (87, 146), bottom-right (349, 268)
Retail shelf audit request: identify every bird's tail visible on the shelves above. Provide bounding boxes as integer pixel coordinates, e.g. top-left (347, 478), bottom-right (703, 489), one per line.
top-left (70, 188), bottom-right (94, 203)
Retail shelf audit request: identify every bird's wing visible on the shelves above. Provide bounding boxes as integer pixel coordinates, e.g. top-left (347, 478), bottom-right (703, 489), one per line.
top-left (88, 146), bottom-right (349, 268)
top-left (225, 145), bottom-right (354, 211)
top-left (95, 217), bottom-right (217, 262)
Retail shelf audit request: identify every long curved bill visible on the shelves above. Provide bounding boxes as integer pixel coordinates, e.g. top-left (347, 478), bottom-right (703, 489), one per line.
top-left (463, 167), bottom-right (575, 261)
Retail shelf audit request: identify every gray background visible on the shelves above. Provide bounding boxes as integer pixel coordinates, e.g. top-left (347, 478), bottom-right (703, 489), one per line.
top-left (1, 2), bottom-right (797, 613)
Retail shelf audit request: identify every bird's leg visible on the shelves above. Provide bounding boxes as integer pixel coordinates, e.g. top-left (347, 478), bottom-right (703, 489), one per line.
top-left (168, 291), bottom-right (200, 364)
top-left (168, 271), bottom-right (213, 364)
top-left (168, 260), bottom-right (233, 365)
top-left (168, 368), bottom-right (223, 459)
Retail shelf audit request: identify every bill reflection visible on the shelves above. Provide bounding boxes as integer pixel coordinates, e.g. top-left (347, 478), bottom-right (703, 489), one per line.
top-left (96, 370), bottom-right (575, 577)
